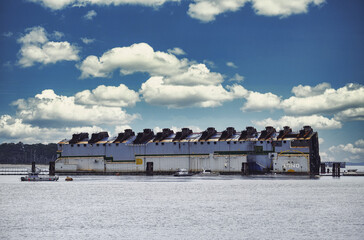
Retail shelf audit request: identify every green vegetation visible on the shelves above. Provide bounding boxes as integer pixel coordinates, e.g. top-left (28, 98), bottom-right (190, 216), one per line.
top-left (0, 142), bottom-right (57, 164)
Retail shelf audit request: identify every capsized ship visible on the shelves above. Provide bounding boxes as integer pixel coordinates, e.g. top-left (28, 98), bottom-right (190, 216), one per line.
top-left (55, 126), bottom-right (320, 175)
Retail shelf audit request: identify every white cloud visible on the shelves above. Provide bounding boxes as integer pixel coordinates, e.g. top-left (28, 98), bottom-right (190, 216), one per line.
top-left (78, 42), bottom-right (188, 78)
top-left (84, 10), bottom-right (97, 20)
top-left (226, 61), bottom-right (238, 68)
top-left (334, 107), bottom-right (364, 122)
top-left (0, 114), bottom-right (104, 144)
top-left (167, 47), bottom-right (186, 55)
top-left (29, 0), bottom-right (326, 22)
top-left (237, 83), bottom-right (364, 118)
top-left (241, 91), bottom-right (281, 112)
top-left (18, 26), bottom-right (48, 45)
top-left (188, 0), bottom-right (249, 22)
top-left (166, 63), bottom-right (223, 86)
top-left (140, 76), bottom-right (234, 108)
top-left (29, 0), bottom-right (179, 10)
top-left (75, 84), bottom-right (140, 107)
top-left (188, 0), bottom-right (325, 22)
top-left (282, 83), bottom-right (364, 115)
top-left (12, 89), bottom-right (139, 127)
top-left (229, 73), bottom-right (244, 82)
top-left (291, 82), bottom-right (331, 97)
top-left (78, 42), bottom-right (223, 86)
top-left (252, 0), bottom-right (325, 17)
top-left (81, 37), bottom-right (95, 44)
top-left (355, 139), bottom-right (364, 148)
top-left (328, 139), bottom-right (364, 163)
top-left (17, 26), bottom-right (79, 67)
top-left (253, 115), bottom-right (342, 130)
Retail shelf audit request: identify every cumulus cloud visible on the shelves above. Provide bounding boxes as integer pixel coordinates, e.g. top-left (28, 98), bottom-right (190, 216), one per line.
top-left (29, 0), bottom-right (326, 22)
top-left (334, 108), bottom-right (364, 122)
top-left (291, 82), bottom-right (331, 97)
top-left (253, 115), bottom-right (342, 130)
top-left (252, 0), bottom-right (325, 17)
top-left (0, 115), bottom-right (104, 143)
top-left (241, 91), bottom-right (281, 112)
top-left (167, 47), bottom-right (186, 55)
top-left (233, 83), bottom-right (364, 121)
top-left (75, 84), bottom-right (140, 107)
top-left (227, 84), bottom-right (282, 111)
top-left (328, 139), bottom-right (364, 163)
top-left (84, 10), bottom-right (97, 20)
top-left (188, 0), bottom-right (249, 22)
top-left (17, 26), bottom-right (79, 67)
top-left (188, 0), bottom-right (325, 22)
top-left (282, 83), bottom-right (364, 115)
top-left (140, 76), bottom-right (234, 108)
top-left (78, 42), bottom-right (188, 78)
top-left (11, 89), bottom-right (139, 127)
top-left (78, 42), bottom-right (223, 86)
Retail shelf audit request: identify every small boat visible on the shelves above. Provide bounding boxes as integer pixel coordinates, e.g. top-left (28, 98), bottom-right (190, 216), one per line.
top-left (21, 168), bottom-right (59, 181)
top-left (173, 168), bottom-right (193, 177)
top-left (198, 169), bottom-right (219, 176)
top-left (65, 176), bottom-right (73, 181)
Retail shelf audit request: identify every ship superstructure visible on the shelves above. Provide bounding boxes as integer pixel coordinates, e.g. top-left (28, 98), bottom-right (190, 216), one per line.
top-left (55, 126), bottom-right (320, 175)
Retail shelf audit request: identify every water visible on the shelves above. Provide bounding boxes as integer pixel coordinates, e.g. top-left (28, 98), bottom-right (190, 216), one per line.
top-left (1, 175), bottom-right (363, 240)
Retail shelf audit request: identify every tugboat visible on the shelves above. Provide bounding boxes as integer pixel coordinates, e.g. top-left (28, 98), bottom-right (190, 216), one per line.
top-left (173, 168), bottom-right (193, 177)
top-left (20, 162), bottom-right (59, 181)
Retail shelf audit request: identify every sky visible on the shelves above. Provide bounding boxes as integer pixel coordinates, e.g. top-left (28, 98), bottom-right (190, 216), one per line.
top-left (0, 0), bottom-right (363, 163)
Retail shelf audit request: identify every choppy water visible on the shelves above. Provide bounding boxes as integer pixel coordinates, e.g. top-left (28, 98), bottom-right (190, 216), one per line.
top-left (1, 174), bottom-right (363, 240)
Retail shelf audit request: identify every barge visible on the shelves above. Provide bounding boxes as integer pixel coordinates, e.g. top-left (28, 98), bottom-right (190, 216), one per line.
top-left (55, 125), bottom-right (321, 175)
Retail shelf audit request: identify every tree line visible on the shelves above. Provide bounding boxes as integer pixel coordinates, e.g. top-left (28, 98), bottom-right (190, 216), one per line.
top-left (0, 142), bottom-right (57, 164)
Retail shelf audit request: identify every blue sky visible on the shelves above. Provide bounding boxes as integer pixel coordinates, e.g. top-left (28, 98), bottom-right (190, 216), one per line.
top-left (0, 0), bottom-right (363, 163)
